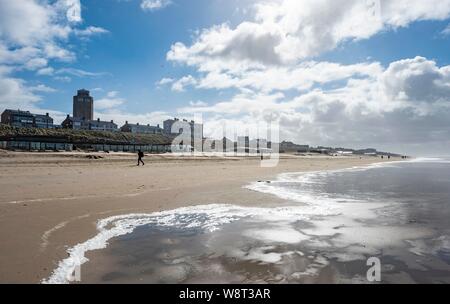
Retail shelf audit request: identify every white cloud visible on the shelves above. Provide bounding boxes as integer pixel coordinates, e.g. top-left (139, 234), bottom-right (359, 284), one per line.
top-left (0, 63), bottom-right (57, 112)
top-left (0, 0), bottom-right (108, 77)
top-left (168, 0), bottom-right (450, 68)
top-left (172, 75), bottom-right (197, 92)
top-left (0, 66), bottom-right (42, 110)
top-left (106, 91), bottom-right (119, 98)
top-left (43, 43), bottom-right (75, 62)
top-left (74, 26), bottom-right (109, 37)
top-left (157, 77), bottom-right (175, 86)
top-left (140, 0), bottom-right (172, 12)
top-left (189, 101), bottom-right (208, 107)
top-left (25, 58), bottom-right (49, 71)
top-left (37, 67), bottom-right (55, 76)
top-left (382, 0), bottom-right (450, 27)
top-left (0, 1), bottom-right (70, 46)
top-left (177, 56), bottom-right (450, 154)
top-left (55, 68), bottom-right (108, 78)
top-left (54, 76), bottom-right (72, 82)
top-left (0, 44), bottom-right (40, 66)
top-left (95, 91), bottom-right (126, 110)
top-left (194, 61), bottom-right (383, 93)
top-left (442, 24), bottom-right (450, 35)
top-left (29, 84), bottom-right (57, 93)
top-left (381, 56), bottom-right (450, 106)
top-left (166, 0), bottom-right (450, 154)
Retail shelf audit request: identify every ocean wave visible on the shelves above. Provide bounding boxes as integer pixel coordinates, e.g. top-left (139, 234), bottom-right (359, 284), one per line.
top-left (248, 156), bottom-right (450, 207)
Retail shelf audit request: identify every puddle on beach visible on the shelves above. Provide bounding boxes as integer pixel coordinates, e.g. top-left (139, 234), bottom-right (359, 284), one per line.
top-left (76, 215), bottom-right (450, 284)
top-left (80, 219), bottom-right (366, 284)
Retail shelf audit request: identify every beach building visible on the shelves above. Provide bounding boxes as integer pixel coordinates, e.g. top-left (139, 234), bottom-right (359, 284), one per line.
top-left (73, 89), bottom-right (94, 121)
top-left (1, 109), bottom-right (54, 129)
top-left (121, 122), bottom-right (163, 134)
top-left (62, 89), bottom-right (118, 132)
top-left (87, 118), bottom-right (118, 132)
top-left (61, 115), bottom-right (84, 130)
top-left (33, 113), bottom-right (55, 129)
top-left (62, 115), bottom-right (118, 132)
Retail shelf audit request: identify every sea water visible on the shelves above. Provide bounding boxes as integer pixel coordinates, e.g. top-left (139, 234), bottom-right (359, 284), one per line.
top-left (45, 158), bottom-right (450, 284)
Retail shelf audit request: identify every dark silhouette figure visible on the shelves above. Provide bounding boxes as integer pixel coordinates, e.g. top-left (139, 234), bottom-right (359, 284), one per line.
top-left (137, 150), bottom-right (145, 166)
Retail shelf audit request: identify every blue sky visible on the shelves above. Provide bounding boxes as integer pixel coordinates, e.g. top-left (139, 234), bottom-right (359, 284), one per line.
top-left (11, 0), bottom-right (259, 114)
top-left (36, 1), bottom-right (450, 113)
top-left (2, 0), bottom-right (450, 154)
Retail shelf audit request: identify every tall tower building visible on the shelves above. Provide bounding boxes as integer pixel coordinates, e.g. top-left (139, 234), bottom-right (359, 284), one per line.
top-left (73, 89), bottom-right (94, 121)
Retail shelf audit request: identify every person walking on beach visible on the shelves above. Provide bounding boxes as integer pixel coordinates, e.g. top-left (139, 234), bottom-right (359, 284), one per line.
top-left (137, 150), bottom-right (145, 166)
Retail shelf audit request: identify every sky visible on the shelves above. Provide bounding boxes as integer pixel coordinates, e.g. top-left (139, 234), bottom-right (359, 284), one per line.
top-left (1, 0), bottom-right (450, 155)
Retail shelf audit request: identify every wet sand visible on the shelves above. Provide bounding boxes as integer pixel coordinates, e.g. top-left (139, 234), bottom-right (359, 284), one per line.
top-left (0, 150), bottom-right (388, 283)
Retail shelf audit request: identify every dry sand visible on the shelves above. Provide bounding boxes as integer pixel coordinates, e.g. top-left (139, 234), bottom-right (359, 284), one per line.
top-left (0, 150), bottom-right (391, 283)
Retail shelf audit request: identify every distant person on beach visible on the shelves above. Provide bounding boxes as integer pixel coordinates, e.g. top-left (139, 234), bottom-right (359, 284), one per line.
top-left (137, 150), bottom-right (145, 166)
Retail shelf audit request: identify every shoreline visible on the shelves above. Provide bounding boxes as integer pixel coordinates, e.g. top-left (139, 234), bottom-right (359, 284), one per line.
top-left (0, 152), bottom-right (397, 283)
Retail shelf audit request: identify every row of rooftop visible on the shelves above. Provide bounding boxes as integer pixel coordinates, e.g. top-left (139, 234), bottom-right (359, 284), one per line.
top-left (0, 89), bottom-right (203, 137)
top-left (0, 108), bottom-right (201, 136)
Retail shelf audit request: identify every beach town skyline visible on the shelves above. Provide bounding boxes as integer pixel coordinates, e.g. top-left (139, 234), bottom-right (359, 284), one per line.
top-left (0, 89), bottom-right (402, 158)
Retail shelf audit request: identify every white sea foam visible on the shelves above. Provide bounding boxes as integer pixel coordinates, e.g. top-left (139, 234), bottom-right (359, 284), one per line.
top-left (43, 204), bottom-right (327, 284)
top-left (245, 160), bottom-right (406, 207)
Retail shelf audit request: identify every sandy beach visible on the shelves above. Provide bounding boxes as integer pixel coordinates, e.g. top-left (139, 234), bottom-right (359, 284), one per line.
top-left (0, 151), bottom-right (390, 283)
